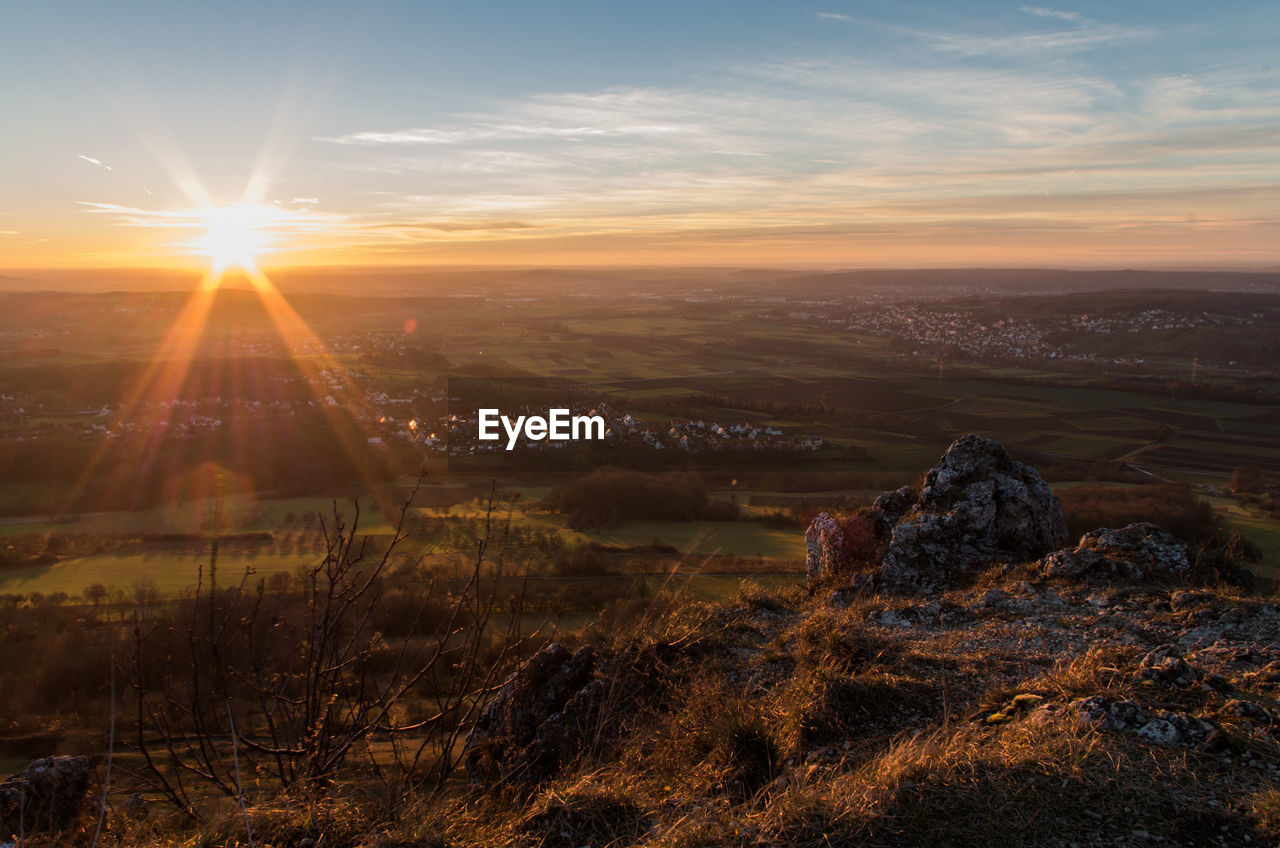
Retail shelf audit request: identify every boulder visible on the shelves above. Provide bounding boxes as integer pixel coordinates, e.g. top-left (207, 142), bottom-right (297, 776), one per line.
top-left (0, 755), bottom-right (91, 837)
top-left (465, 641), bottom-right (678, 786)
top-left (1040, 522), bottom-right (1189, 582)
top-left (804, 511), bottom-right (884, 584)
top-left (872, 485), bottom-right (917, 528)
top-left (1137, 643), bottom-right (1200, 688)
top-left (1069, 696), bottom-right (1215, 747)
top-left (804, 512), bottom-right (846, 582)
top-left (878, 435), bottom-right (1068, 589)
top-left (465, 642), bottom-right (600, 784)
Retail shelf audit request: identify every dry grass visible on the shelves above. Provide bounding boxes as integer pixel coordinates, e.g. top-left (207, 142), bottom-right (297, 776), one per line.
top-left (48, 572), bottom-right (1280, 848)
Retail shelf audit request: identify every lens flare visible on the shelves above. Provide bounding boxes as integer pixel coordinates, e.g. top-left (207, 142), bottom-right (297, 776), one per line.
top-left (195, 205), bottom-right (270, 271)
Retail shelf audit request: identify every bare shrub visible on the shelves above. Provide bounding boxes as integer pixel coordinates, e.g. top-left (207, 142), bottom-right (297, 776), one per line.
top-left (123, 484), bottom-right (537, 816)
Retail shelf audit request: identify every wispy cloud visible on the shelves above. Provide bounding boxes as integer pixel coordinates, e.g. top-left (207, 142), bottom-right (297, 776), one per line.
top-left (326, 116), bottom-right (689, 147)
top-left (933, 9), bottom-right (1150, 57)
top-left (64, 13), bottom-right (1269, 266)
top-left (1019, 6), bottom-right (1084, 23)
top-left (813, 11), bottom-right (851, 21)
top-left (75, 201), bottom-right (352, 257)
top-left (307, 47), bottom-right (1280, 261)
top-left (76, 154), bottom-right (112, 171)
top-left (363, 220), bottom-right (537, 233)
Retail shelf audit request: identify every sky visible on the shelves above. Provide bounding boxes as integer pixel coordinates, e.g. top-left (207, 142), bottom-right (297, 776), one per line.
top-left (2, 0), bottom-right (1277, 270)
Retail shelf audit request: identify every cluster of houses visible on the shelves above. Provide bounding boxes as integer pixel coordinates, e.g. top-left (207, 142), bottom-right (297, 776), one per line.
top-left (1, 397), bottom-right (339, 442)
top-left (658, 417), bottom-right (824, 453)
top-left (423, 403), bottom-right (825, 456)
top-left (1068, 309), bottom-right (1248, 335)
top-left (808, 303), bottom-right (1254, 366)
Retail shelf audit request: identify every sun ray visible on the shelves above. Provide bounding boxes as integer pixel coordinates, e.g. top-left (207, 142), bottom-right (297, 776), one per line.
top-left (194, 205), bottom-right (271, 272)
top-left (239, 264), bottom-right (398, 496)
top-left (58, 271), bottom-right (223, 516)
top-left (60, 142), bottom-right (409, 520)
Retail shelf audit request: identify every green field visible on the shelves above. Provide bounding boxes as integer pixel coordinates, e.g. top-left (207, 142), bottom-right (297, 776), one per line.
top-left (2, 285), bottom-right (1278, 601)
top-left (0, 550), bottom-right (312, 596)
top-left (568, 520), bottom-right (806, 560)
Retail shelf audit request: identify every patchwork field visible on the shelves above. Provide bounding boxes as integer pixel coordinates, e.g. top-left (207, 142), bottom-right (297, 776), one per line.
top-left (1, 285), bottom-right (1278, 600)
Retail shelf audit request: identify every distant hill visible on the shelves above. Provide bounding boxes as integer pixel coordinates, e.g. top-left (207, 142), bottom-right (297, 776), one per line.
top-left (774, 267), bottom-right (1280, 296)
top-left (5, 265), bottom-right (1279, 297)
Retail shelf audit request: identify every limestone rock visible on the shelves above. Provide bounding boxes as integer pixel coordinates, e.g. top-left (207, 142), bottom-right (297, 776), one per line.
top-left (804, 511), bottom-right (882, 584)
top-left (464, 642), bottom-right (672, 785)
top-left (465, 642), bottom-right (600, 784)
top-left (0, 756), bottom-right (91, 837)
top-left (1069, 696), bottom-right (1215, 747)
top-left (878, 435), bottom-right (1068, 589)
top-left (1137, 644), bottom-right (1200, 688)
top-left (804, 512), bottom-right (847, 583)
top-left (872, 485), bottom-right (917, 528)
top-left (1041, 523), bottom-right (1189, 582)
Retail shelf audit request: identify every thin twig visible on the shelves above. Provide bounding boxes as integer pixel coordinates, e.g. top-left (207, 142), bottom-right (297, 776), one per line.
top-left (90, 661), bottom-right (116, 848)
top-left (227, 699), bottom-right (255, 848)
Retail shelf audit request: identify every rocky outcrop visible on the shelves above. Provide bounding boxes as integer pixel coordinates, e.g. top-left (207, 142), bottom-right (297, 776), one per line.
top-left (872, 485), bottom-right (917, 528)
top-left (1137, 643), bottom-right (1201, 688)
top-left (805, 511), bottom-right (886, 584)
top-left (878, 435), bottom-right (1068, 590)
top-left (0, 756), bottom-right (91, 837)
top-left (465, 643), bottom-right (601, 784)
top-left (1069, 696), bottom-right (1217, 747)
top-left (804, 512), bottom-right (848, 582)
top-left (465, 641), bottom-right (676, 785)
top-left (1040, 522), bottom-right (1190, 581)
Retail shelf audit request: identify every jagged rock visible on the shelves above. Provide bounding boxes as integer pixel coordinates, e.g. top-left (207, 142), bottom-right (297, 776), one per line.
top-left (1170, 589), bottom-right (1216, 611)
top-left (1218, 699), bottom-right (1278, 732)
top-left (1069, 696), bottom-right (1215, 747)
top-left (967, 587), bottom-right (1014, 615)
top-left (465, 643), bottom-right (600, 784)
top-left (1136, 719), bottom-right (1182, 745)
top-left (465, 642), bottom-right (675, 785)
top-left (1137, 644), bottom-right (1200, 688)
top-left (804, 512), bottom-right (881, 584)
top-left (804, 512), bottom-right (847, 582)
top-left (1041, 523), bottom-right (1190, 582)
top-left (872, 485), bottom-right (917, 527)
top-left (871, 600), bottom-right (973, 628)
top-left (0, 756), bottom-right (91, 837)
top-left (121, 793), bottom-right (148, 820)
top-left (878, 435), bottom-right (1067, 589)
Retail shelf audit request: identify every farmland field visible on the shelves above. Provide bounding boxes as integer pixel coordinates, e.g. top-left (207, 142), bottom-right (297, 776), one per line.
top-left (1, 281), bottom-right (1278, 600)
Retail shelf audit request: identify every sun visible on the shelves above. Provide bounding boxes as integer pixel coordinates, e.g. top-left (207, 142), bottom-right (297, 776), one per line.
top-left (196, 205), bottom-right (269, 271)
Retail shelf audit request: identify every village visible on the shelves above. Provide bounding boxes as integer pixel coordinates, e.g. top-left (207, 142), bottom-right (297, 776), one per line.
top-left (434, 403), bottom-right (824, 456)
top-left (776, 300), bottom-right (1257, 368)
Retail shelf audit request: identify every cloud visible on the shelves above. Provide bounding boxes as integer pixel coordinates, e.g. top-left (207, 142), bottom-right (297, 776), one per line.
top-left (362, 220), bottom-right (537, 233)
top-left (933, 25), bottom-right (1147, 57)
top-left (813, 11), bottom-right (851, 21)
top-left (325, 116), bottom-right (688, 147)
top-left (931, 8), bottom-right (1150, 57)
top-left (317, 57), bottom-right (1279, 231)
top-left (279, 37), bottom-right (1280, 261)
top-left (76, 154), bottom-right (112, 171)
top-left (1018, 6), bottom-right (1084, 23)
top-left (75, 201), bottom-right (354, 257)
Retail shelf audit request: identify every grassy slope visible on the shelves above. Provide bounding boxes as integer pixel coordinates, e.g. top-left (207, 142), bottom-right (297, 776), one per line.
top-left (87, 568), bottom-right (1280, 848)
